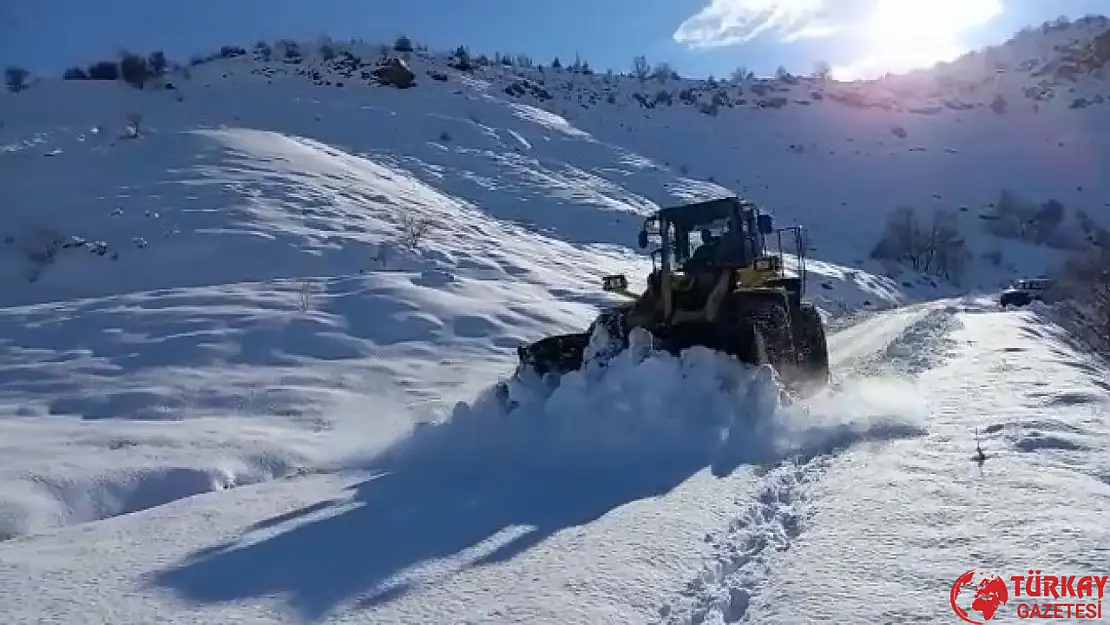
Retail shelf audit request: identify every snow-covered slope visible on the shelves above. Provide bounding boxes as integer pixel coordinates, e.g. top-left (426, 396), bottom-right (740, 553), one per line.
top-left (3, 301), bottom-right (1108, 625)
top-left (1, 18), bottom-right (1109, 625)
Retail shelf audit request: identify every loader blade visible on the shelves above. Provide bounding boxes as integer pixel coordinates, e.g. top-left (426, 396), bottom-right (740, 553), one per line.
top-left (516, 332), bottom-right (591, 377)
top-left (494, 332), bottom-right (592, 413)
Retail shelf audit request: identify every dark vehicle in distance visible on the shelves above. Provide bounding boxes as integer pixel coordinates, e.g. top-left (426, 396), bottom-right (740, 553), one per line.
top-left (1000, 278), bottom-right (1053, 307)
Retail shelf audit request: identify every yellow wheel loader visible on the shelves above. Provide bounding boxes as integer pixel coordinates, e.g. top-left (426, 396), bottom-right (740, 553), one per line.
top-left (514, 196), bottom-right (830, 395)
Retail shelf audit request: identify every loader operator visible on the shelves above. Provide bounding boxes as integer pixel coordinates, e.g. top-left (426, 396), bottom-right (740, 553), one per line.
top-left (689, 228), bottom-right (719, 267)
top-left (689, 221), bottom-right (748, 269)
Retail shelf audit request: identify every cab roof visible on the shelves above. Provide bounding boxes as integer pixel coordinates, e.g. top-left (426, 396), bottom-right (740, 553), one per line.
top-left (654, 196), bottom-right (756, 226)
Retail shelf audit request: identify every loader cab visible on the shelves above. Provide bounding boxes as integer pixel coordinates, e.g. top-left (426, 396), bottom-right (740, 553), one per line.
top-left (621, 196), bottom-right (810, 318)
top-left (637, 197), bottom-right (778, 276)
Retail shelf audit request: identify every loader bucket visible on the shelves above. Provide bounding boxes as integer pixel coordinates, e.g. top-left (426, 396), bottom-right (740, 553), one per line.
top-left (516, 332), bottom-right (591, 377)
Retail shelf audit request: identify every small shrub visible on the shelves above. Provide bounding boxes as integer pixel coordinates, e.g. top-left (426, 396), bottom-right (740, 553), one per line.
top-left (278, 40), bottom-right (301, 60)
top-left (982, 189), bottom-right (1070, 246)
top-left (148, 51), bottom-right (167, 76)
top-left (400, 215), bottom-right (435, 249)
top-left (448, 45), bottom-right (473, 72)
top-left (63, 66), bottom-right (89, 80)
top-left (4, 66), bottom-right (29, 92)
top-left (369, 242), bottom-right (394, 268)
top-left (297, 280), bottom-right (314, 313)
top-left (254, 41), bottom-right (272, 61)
top-left (730, 66), bottom-right (752, 83)
top-left (119, 52), bottom-right (151, 88)
top-left (123, 112), bottom-right (142, 138)
top-left (651, 62), bottom-right (673, 83)
top-left (393, 35), bottom-right (414, 53)
top-left (23, 230), bottom-right (63, 283)
top-left (813, 60), bottom-right (832, 80)
top-left (219, 46), bottom-right (246, 58)
top-left (87, 61), bottom-right (120, 80)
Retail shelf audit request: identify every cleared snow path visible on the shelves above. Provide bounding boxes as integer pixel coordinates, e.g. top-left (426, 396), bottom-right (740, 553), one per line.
top-left (652, 302), bottom-right (950, 624)
top-left (825, 300), bottom-right (943, 370)
top-left (686, 300), bottom-right (1110, 624)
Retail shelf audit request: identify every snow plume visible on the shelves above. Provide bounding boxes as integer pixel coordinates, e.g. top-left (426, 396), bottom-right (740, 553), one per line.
top-left (372, 328), bottom-right (781, 474)
top-left (782, 376), bottom-right (929, 456)
top-left (367, 327), bottom-right (928, 483)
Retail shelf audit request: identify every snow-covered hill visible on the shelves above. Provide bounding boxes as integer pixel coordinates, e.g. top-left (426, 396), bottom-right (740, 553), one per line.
top-left (1, 16), bottom-right (1109, 625)
top-left (3, 300), bottom-right (1109, 625)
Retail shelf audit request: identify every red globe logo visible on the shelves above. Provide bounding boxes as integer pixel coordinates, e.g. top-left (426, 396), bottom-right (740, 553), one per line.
top-left (951, 570), bottom-right (1010, 624)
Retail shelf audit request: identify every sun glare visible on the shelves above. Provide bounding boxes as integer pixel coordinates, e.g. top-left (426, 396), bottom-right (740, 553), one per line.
top-left (845, 0), bottom-right (1004, 78)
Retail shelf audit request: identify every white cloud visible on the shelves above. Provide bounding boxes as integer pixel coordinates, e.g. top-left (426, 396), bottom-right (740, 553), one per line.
top-left (780, 21), bottom-right (840, 43)
top-left (673, 0), bottom-right (830, 48)
top-left (673, 0), bottom-right (1005, 70)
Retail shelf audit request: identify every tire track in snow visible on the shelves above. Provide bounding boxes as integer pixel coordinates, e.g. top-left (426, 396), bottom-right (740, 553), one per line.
top-left (654, 305), bottom-right (959, 624)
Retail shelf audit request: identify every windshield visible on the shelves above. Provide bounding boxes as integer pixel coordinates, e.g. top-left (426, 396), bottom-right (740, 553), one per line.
top-left (1014, 279), bottom-right (1050, 290)
top-left (671, 217), bottom-right (732, 269)
top-left (653, 206), bottom-right (762, 271)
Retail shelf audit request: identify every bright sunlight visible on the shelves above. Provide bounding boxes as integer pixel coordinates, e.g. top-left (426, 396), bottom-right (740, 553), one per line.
top-left (834, 0), bottom-right (1004, 79)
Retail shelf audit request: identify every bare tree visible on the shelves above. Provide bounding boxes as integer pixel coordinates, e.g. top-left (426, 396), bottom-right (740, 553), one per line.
top-left (1054, 243), bottom-right (1110, 347)
top-left (870, 206), bottom-right (970, 282)
top-left (4, 66), bottom-right (29, 92)
top-left (297, 279), bottom-right (314, 313)
top-left (813, 60), bottom-right (832, 80)
top-left (651, 61), bottom-right (674, 82)
top-left (730, 66), bottom-right (752, 83)
top-left (399, 214), bottom-right (435, 249)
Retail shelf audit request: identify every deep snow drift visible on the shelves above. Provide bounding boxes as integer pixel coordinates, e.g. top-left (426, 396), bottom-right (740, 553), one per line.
top-left (0, 306), bottom-right (935, 625)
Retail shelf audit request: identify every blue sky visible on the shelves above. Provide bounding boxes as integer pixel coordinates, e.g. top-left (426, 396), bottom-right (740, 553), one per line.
top-left (2, 0), bottom-right (1107, 80)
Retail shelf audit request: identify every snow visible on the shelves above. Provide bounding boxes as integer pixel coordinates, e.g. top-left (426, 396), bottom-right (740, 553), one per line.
top-left (740, 300), bottom-right (1110, 623)
top-left (0, 309), bottom-right (932, 625)
top-left (10, 298), bottom-right (1105, 624)
top-left (1, 21), bottom-right (1110, 625)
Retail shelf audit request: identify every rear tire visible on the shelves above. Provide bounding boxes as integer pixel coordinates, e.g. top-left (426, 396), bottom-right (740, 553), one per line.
top-left (795, 304), bottom-right (830, 391)
top-left (748, 299), bottom-right (795, 376)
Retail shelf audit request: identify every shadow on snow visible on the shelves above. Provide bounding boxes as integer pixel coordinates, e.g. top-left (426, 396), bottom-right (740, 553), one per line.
top-left (148, 346), bottom-right (925, 620)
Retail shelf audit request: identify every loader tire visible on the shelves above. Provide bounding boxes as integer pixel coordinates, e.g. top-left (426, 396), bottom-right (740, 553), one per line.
top-left (795, 303), bottom-right (830, 390)
top-left (748, 299), bottom-right (795, 374)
